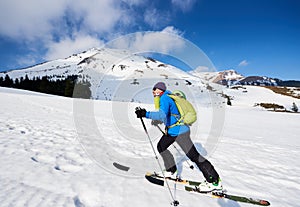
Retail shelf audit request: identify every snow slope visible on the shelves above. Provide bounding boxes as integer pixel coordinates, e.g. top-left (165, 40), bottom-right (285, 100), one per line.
top-left (0, 86), bottom-right (300, 207)
top-left (224, 85), bottom-right (300, 110)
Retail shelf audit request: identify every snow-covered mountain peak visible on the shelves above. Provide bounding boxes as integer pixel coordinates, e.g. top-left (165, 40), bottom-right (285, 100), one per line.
top-left (0, 47), bottom-right (210, 102)
top-left (219, 69), bottom-right (244, 80)
top-left (189, 69), bottom-right (243, 83)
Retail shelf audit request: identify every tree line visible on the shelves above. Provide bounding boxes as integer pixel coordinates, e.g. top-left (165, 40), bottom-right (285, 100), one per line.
top-left (0, 74), bottom-right (91, 99)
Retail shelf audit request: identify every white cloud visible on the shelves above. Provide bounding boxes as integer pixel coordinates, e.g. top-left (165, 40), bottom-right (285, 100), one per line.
top-left (122, 0), bottom-right (146, 6)
top-left (45, 34), bottom-right (104, 60)
top-left (161, 26), bottom-right (183, 36)
top-left (0, 0), bottom-right (127, 41)
top-left (68, 0), bottom-right (124, 34)
top-left (144, 8), bottom-right (160, 28)
top-left (0, 0), bottom-right (68, 40)
top-left (194, 66), bottom-right (210, 72)
top-left (0, 0), bottom-right (191, 65)
top-left (108, 26), bottom-right (185, 54)
top-left (238, 60), bottom-right (249, 67)
top-left (144, 8), bottom-right (170, 28)
top-left (171, 0), bottom-right (197, 12)
top-left (0, 0), bottom-right (134, 62)
top-left (17, 54), bottom-right (40, 68)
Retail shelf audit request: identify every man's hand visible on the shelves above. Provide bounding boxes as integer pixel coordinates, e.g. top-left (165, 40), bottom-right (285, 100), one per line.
top-left (135, 107), bottom-right (146, 118)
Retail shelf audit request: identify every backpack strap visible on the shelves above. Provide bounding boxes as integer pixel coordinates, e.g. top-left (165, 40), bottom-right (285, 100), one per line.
top-left (167, 95), bottom-right (185, 128)
top-left (168, 116), bottom-right (184, 128)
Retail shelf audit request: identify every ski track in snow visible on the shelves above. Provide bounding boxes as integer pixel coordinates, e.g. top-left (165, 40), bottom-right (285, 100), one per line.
top-left (1, 87), bottom-right (300, 207)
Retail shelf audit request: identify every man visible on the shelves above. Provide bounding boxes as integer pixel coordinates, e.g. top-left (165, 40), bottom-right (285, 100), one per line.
top-left (135, 82), bottom-right (222, 192)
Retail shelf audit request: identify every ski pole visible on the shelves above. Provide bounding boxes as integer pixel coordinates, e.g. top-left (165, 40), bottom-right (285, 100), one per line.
top-left (156, 125), bottom-right (194, 170)
top-left (136, 107), bottom-right (179, 206)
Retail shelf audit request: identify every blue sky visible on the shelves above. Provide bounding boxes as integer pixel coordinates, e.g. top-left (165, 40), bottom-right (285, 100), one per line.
top-left (0, 0), bottom-right (299, 80)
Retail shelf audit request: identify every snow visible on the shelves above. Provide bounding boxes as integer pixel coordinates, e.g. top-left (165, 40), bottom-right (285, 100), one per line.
top-left (225, 85), bottom-right (300, 110)
top-left (1, 85), bottom-right (300, 207)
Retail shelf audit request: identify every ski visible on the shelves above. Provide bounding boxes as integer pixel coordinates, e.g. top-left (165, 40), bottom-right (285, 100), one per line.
top-left (145, 172), bottom-right (270, 206)
top-left (145, 172), bottom-right (202, 186)
top-left (185, 186), bottom-right (270, 206)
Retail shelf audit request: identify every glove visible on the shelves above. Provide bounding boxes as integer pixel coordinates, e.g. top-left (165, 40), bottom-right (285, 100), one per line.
top-left (151, 120), bottom-right (163, 126)
top-left (135, 108), bottom-right (147, 118)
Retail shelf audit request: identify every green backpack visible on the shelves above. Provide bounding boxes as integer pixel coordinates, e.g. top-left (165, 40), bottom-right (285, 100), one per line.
top-left (168, 90), bottom-right (197, 128)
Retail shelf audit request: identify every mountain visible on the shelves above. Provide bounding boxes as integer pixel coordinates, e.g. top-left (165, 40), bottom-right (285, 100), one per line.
top-left (238, 75), bottom-right (278, 86)
top-left (1, 48), bottom-right (299, 103)
top-left (190, 69), bottom-right (244, 85)
top-left (0, 47), bottom-right (208, 102)
top-left (191, 69), bottom-right (282, 86)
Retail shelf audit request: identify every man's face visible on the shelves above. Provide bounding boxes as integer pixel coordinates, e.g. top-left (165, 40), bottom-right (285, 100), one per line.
top-left (152, 88), bottom-right (163, 97)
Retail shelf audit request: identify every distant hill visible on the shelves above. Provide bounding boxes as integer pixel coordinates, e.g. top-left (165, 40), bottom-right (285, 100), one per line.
top-left (277, 80), bottom-right (300, 87)
top-left (191, 69), bottom-right (300, 87)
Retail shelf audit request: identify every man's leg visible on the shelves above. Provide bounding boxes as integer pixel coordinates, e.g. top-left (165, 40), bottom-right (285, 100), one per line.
top-left (157, 134), bottom-right (177, 173)
top-left (176, 132), bottom-right (219, 183)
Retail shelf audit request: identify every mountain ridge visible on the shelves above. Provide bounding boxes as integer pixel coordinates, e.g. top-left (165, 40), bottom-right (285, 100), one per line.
top-left (1, 48), bottom-right (299, 101)
top-left (0, 48), bottom-right (207, 102)
top-left (191, 69), bottom-right (300, 87)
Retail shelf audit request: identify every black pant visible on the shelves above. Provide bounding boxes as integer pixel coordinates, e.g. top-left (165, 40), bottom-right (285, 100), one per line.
top-left (157, 131), bottom-right (219, 183)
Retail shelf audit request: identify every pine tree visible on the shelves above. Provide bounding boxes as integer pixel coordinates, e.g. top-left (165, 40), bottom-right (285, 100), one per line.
top-left (39, 76), bottom-right (48, 93)
top-left (64, 79), bottom-right (74, 97)
top-left (0, 76), bottom-right (4, 86)
top-left (14, 78), bottom-right (20, 88)
top-left (4, 74), bottom-right (13, 87)
top-left (23, 75), bottom-right (30, 90)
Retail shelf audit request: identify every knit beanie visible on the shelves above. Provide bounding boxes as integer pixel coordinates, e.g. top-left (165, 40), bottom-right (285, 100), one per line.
top-left (153, 82), bottom-right (166, 91)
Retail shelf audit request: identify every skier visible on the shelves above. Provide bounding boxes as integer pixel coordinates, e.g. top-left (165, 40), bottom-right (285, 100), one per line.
top-left (135, 82), bottom-right (222, 192)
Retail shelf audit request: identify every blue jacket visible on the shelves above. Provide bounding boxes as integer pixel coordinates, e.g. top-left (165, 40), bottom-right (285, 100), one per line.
top-left (145, 90), bottom-right (190, 136)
